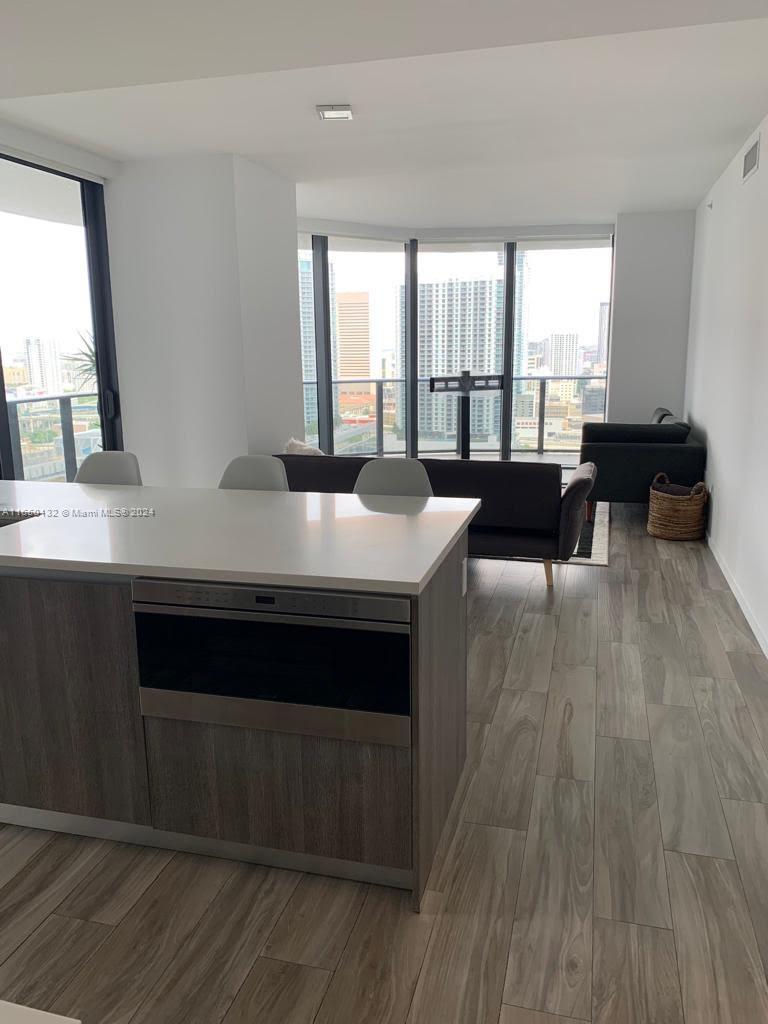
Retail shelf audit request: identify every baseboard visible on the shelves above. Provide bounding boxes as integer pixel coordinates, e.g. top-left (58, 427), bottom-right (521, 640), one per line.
top-left (706, 532), bottom-right (768, 660)
top-left (0, 803), bottom-right (413, 890)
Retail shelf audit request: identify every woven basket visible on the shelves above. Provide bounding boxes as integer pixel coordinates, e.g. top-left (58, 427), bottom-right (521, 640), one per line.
top-left (647, 472), bottom-right (708, 540)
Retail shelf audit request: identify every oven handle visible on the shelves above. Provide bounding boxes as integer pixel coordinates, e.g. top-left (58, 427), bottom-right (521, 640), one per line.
top-left (132, 602), bottom-right (411, 634)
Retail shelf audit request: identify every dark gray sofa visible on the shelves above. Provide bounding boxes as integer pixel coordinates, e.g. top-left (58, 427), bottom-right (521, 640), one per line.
top-left (579, 407), bottom-right (706, 508)
top-left (276, 454), bottom-right (596, 585)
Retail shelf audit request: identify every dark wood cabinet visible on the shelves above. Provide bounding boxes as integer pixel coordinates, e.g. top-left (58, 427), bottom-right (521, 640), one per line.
top-left (0, 576), bottom-right (150, 824)
top-left (144, 716), bottom-right (412, 869)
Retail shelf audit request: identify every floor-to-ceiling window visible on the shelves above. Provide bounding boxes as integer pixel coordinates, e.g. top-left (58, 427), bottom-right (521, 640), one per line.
top-left (326, 238), bottom-right (406, 456)
top-left (0, 156), bottom-right (121, 481)
top-left (416, 244), bottom-right (504, 456)
top-left (511, 241), bottom-right (612, 451)
top-left (298, 232), bottom-right (612, 458)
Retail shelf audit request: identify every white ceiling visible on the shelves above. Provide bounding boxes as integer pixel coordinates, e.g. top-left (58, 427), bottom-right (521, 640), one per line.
top-left (2, 19), bottom-right (767, 226)
top-left (2, 9), bottom-right (768, 227)
top-left (3, 0), bottom-right (767, 99)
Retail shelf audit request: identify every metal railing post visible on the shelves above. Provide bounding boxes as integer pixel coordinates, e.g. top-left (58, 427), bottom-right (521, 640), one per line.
top-left (375, 381), bottom-right (384, 457)
top-left (537, 378), bottom-right (547, 454)
top-left (59, 397), bottom-right (78, 481)
top-left (7, 402), bottom-right (22, 479)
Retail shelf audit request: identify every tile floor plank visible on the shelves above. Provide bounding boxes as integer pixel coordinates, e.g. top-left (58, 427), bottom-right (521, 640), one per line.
top-left (468, 631), bottom-right (513, 723)
top-left (58, 843), bottom-right (173, 926)
top-left (594, 737), bottom-right (671, 928)
top-left (728, 651), bottom-right (768, 753)
top-left (666, 850), bottom-right (768, 1023)
top-left (498, 1009), bottom-right (582, 1024)
top-left (130, 863), bottom-right (299, 1024)
top-left (636, 621), bottom-right (694, 706)
top-left (0, 834), bottom-right (108, 964)
top-left (592, 918), bottom-right (683, 1024)
top-left (314, 888), bottom-right (439, 1024)
top-left (504, 776), bottom-right (593, 1019)
top-left (691, 675), bottom-right (768, 802)
top-left (596, 642), bottom-right (648, 741)
top-left (0, 913), bottom-right (111, 1011)
top-left (597, 577), bottom-right (638, 643)
top-left (722, 799), bottom-right (768, 979)
top-left (52, 853), bottom-right (235, 1024)
top-left (504, 614), bottom-right (557, 692)
top-left (465, 691), bottom-right (546, 830)
top-left (553, 598), bottom-right (597, 668)
top-left (427, 721), bottom-right (490, 893)
top-left (647, 704), bottom-right (733, 859)
top-left (537, 665), bottom-right (596, 781)
top-left (222, 958), bottom-right (330, 1024)
top-left (262, 874), bottom-right (366, 971)
top-left (673, 604), bottom-right (735, 679)
top-left (706, 590), bottom-right (760, 653)
top-left (0, 826), bottom-right (54, 891)
top-left (407, 823), bottom-right (524, 1024)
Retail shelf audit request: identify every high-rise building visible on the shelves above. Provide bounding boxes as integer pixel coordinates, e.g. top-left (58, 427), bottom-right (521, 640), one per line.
top-left (336, 291), bottom-right (371, 387)
top-left (297, 256), bottom-right (315, 381)
top-left (597, 302), bottom-right (610, 364)
top-left (298, 255), bottom-right (339, 439)
top-left (398, 276), bottom-right (504, 441)
top-left (25, 336), bottom-right (62, 394)
top-left (549, 333), bottom-right (579, 376)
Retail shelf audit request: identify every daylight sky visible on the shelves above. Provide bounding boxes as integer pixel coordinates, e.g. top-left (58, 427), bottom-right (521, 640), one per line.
top-left (0, 210), bottom-right (93, 368)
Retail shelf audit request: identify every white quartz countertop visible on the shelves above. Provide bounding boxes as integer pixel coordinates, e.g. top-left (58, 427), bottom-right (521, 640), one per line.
top-left (0, 480), bottom-right (479, 595)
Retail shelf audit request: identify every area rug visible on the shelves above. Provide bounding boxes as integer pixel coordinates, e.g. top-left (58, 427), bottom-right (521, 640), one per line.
top-left (568, 501), bottom-right (610, 566)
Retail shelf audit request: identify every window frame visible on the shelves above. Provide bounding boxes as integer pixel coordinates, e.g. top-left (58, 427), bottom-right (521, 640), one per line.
top-left (0, 152), bottom-right (123, 480)
top-left (300, 231), bottom-right (614, 459)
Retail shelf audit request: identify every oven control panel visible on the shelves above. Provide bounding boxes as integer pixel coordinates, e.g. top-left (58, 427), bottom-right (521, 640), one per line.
top-left (131, 578), bottom-right (411, 623)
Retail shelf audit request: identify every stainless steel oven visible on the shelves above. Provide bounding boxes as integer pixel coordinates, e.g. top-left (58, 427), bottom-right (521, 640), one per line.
top-left (132, 579), bottom-right (412, 744)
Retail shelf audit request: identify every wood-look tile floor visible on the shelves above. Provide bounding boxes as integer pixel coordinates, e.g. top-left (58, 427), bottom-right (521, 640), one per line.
top-left (3, 504), bottom-right (768, 1022)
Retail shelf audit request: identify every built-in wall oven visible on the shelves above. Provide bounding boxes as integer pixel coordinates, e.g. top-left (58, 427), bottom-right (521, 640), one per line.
top-left (132, 578), bottom-right (412, 746)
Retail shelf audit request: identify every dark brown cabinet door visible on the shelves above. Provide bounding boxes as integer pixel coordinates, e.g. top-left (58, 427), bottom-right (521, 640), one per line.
top-left (0, 577), bottom-right (150, 824)
top-left (145, 716), bottom-right (412, 869)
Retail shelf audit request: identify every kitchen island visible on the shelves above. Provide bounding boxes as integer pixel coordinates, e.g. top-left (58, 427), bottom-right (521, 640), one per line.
top-left (0, 480), bottom-right (478, 909)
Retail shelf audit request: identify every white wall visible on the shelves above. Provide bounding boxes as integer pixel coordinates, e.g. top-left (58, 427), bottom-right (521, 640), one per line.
top-left (106, 154), bottom-right (302, 486)
top-left (607, 211), bottom-right (695, 422)
top-left (685, 116), bottom-right (768, 651)
top-left (233, 157), bottom-right (303, 453)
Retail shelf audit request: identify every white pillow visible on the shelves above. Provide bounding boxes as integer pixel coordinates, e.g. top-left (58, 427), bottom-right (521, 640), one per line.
top-left (283, 437), bottom-right (325, 456)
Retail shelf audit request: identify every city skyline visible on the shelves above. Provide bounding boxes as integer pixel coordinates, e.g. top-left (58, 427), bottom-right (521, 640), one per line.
top-left (298, 241), bottom-right (611, 453)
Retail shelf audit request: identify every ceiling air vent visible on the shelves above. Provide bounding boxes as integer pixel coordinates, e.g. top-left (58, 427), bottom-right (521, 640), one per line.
top-left (743, 136), bottom-right (760, 182)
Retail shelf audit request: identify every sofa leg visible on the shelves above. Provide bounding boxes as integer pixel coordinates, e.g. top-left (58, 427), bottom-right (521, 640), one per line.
top-left (586, 500), bottom-right (595, 523)
top-left (543, 559), bottom-right (554, 588)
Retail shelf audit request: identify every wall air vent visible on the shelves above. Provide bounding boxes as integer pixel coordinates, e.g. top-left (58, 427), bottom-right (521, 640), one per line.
top-left (743, 136), bottom-right (760, 182)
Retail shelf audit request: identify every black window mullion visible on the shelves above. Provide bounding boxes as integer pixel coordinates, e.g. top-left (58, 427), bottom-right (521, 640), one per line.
top-left (311, 234), bottom-right (334, 454)
top-left (0, 360), bottom-right (16, 480)
top-left (81, 180), bottom-right (123, 451)
top-left (405, 238), bottom-right (418, 458)
top-left (500, 241), bottom-right (517, 461)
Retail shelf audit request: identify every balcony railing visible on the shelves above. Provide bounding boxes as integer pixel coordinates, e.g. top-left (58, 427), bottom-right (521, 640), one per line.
top-left (6, 392), bottom-right (102, 482)
top-left (303, 375), bottom-right (607, 457)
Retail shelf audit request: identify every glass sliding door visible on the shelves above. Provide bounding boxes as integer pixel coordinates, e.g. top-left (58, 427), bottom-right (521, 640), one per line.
top-left (0, 156), bottom-right (119, 481)
top-left (327, 237), bottom-right (405, 456)
top-left (416, 244), bottom-right (505, 457)
top-left (512, 241), bottom-right (612, 451)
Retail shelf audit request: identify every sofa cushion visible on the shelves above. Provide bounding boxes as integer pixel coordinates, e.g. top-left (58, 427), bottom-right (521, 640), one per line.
top-left (278, 453), bottom-right (372, 493)
top-left (420, 458), bottom-right (561, 533)
top-left (582, 421), bottom-right (690, 445)
top-left (278, 453), bottom-right (563, 534)
top-left (658, 415), bottom-right (692, 440)
top-left (651, 407), bottom-right (673, 424)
